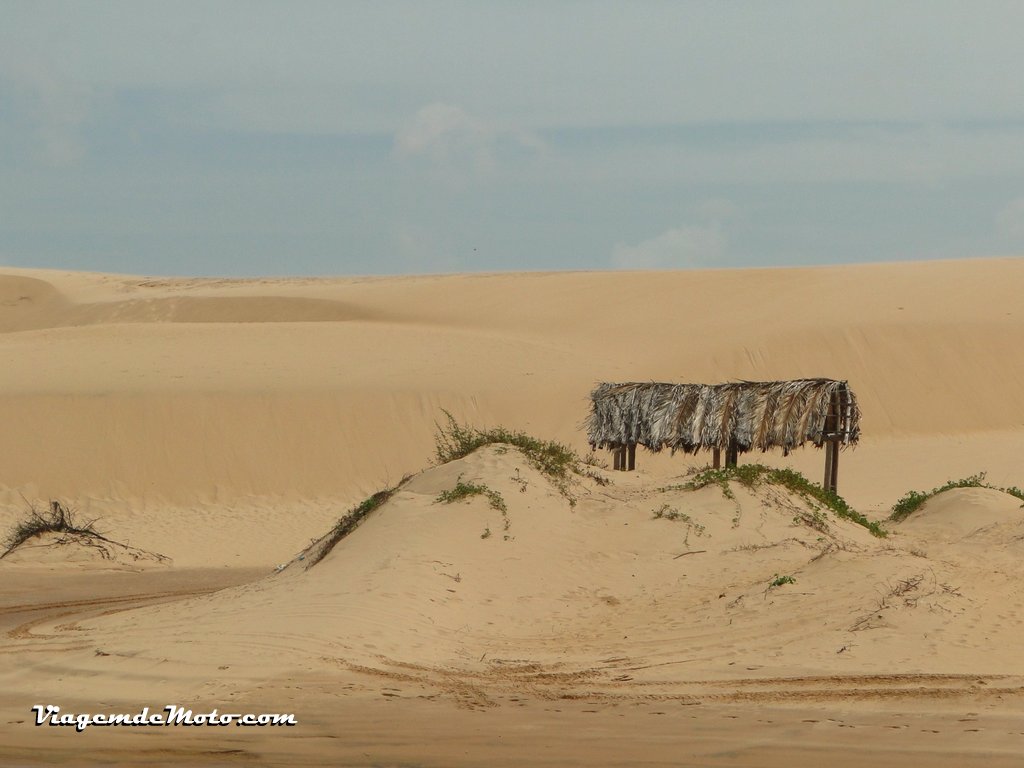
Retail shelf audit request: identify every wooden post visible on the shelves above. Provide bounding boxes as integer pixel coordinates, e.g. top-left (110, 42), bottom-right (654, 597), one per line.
top-left (829, 440), bottom-right (840, 493)
top-left (822, 389), bottom-right (840, 493)
top-left (627, 443), bottom-right (636, 471)
top-left (725, 440), bottom-right (738, 468)
top-left (823, 442), bottom-right (835, 493)
top-left (615, 446), bottom-right (629, 471)
top-left (613, 447), bottom-right (623, 471)
top-left (712, 448), bottom-right (721, 469)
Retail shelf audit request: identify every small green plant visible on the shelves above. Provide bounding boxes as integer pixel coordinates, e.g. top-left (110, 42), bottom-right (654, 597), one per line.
top-left (435, 411), bottom-right (579, 479)
top-left (1004, 486), bottom-right (1024, 503)
top-left (510, 468), bottom-right (529, 493)
top-left (306, 480), bottom-right (408, 567)
top-left (583, 468), bottom-right (611, 487)
top-left (673, 464), bottom-right (886, 538)
top-left (434, 411), bottom-right (597, 503)
top-left (437, 476), bottom-right (511, 541)
top-left (652, 504), bottom-right (706, 544)
top-left (889, 472), bottom-right (1024, 521)
top-left (769, 574), bottom-right (796, 588)
top-left (436, 478), bottom-right (507, 512)
top-left (889, 489), bottom-right (931, 521)
top-left (3, 500), bottom-right (106, 557)
top-left (652, 504), bottom-right (687, 522)
top-left (792, 508), bottom-right (829, 534)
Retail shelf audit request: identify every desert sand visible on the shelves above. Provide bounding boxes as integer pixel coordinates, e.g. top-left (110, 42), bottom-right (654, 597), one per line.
top-left (1, 257), bottom-right (1023, 766)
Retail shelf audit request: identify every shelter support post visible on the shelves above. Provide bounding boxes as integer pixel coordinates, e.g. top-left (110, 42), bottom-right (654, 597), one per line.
top-left (712, 448), bottom-right (721, 469)
top-left (627, 443), bottom-right (636, 471)
top-left (613, 446), bottom-right (626, 471)
top-left (823, 442), bottom-right (835, 492)
top-left (725, 440), bottom-right (738, 468)
top-left (823, 389), bottom-right (841, 493)
top-left (826, 441), bottom-right (840, 493)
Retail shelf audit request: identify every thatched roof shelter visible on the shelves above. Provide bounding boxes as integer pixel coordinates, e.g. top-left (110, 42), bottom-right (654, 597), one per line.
top-left (586, 379), bottom-right (860, 457)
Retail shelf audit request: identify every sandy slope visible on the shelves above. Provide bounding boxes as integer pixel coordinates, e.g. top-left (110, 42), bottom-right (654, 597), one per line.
top-left (3, 446), bottom-right (1024, 765)
top-left (16, 447), bottom-right (1024, 685)
top-left (1, 257), bottom-right (1023, 765)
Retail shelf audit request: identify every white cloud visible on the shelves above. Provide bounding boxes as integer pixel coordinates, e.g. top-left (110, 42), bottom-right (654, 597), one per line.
top-left (395, 103), bottom-right (490, 155)
top-left (612, 223), bottom-right (727, 270)
top-left (393, 102), bottom-right (544, 172)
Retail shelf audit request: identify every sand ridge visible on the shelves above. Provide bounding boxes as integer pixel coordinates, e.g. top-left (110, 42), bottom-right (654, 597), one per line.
top-left (6, 447), bottom-right (1024, 698)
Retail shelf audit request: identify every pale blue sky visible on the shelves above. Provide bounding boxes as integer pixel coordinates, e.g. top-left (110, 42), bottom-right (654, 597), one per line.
top-left (2, 1), bottom-right (1024, 275)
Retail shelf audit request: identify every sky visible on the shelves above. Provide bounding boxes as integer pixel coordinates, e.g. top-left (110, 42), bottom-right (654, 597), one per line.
top-left (2, 1), bottom-right (1024, 276)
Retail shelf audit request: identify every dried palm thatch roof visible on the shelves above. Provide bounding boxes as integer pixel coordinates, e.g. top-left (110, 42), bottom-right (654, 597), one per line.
top-left (586, 379), bottom-right (859, 456)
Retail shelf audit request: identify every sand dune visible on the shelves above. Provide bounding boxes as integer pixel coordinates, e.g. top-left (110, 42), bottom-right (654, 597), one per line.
top-left (4, 444), bottom-right (1024, 764)
top-left (1, 258), bottom-right (1023, 765)
top-left (22, 445), bottom-right (1011, 682)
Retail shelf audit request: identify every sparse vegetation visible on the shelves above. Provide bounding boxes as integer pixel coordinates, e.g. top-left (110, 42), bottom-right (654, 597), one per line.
top-left (668, 464), bottom-right (887, 538)
top-left (434, 410), bottom-right (607, 502)
top-left (306, 482), bottom-right (406, 567)
top-left (652, 504), bottom-right (706, 544)
top-left (435, 411), bottom-right (578, 478)
top-left (792, 509), bottom-right (829, 535)
top-left (436, 476), bottom-right (511, 541)
top-left (308, 415), bottom-right (605, 567)
top-left (652, 503), bottom-right (685, 522)
top-left (769, 574), bottom-right (796, 588)
top-left (436, 478), bottom-right (507, 513)
top-left (849, 571), bottom-right (938, 631)
top-left (3, 500), bottom-right (105, 557)
top-left (889, 472), bottom-right (1024, 522)
top-left (582, 468), bottom-right (611, 487)
top-left (580, 453), bottom-right (612, 486)
top-left (2, 499), bottom-right (167, 564)
top-left (510, 468), bottom-right (529, 493)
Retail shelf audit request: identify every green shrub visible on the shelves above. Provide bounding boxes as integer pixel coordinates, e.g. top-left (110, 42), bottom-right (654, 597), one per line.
top-left (436, 479), bottom-right (507, 512)
top-left (889, 472), bottom-right (1024, 521)
top-left (434, 411), bottom-right (597, 503)
top-left (673, 464), bottom-right (887, 538)
top-left (435, 411), bottom-right (579, 478)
